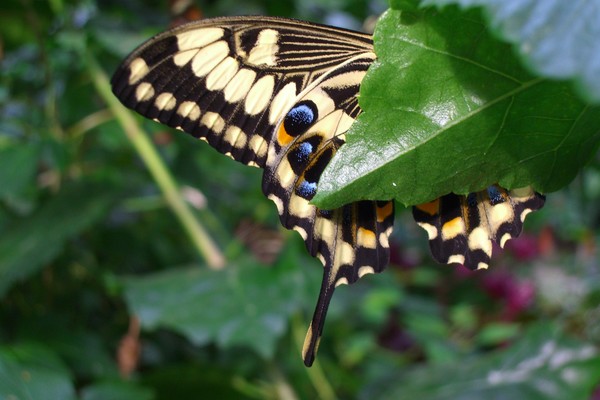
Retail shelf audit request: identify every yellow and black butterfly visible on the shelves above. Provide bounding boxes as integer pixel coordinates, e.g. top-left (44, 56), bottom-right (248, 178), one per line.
top-left (111, 16), bottom-right (545, 366)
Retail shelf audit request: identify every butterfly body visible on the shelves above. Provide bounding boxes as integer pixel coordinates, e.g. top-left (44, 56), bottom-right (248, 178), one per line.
top-left (111, 16), bottom-right (544, 367)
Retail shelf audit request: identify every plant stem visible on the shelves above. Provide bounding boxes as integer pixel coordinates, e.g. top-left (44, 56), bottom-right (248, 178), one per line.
top-left (86, 52), bottom-right (225, 270)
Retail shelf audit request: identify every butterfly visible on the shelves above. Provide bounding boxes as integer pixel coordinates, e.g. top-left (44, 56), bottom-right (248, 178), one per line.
top-left (111, 16), bottom-right (545, 366)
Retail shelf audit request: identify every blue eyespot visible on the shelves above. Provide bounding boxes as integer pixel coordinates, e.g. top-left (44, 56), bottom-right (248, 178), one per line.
top-left (296, 142), bottom-right (313, 162)
top-left (466, 192), bottom-right (478, 207)
top-left (318, 209), bottom-right (333, 218)
top-left (487, 186), bottom-right (504, 205)
top-left (296, 180), bottom-right (317, 200)
top-left (284, 101), bottom-right (318, 136)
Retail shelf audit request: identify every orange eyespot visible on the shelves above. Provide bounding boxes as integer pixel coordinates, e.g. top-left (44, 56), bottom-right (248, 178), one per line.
top-left (277, 123), bottom-right (295, 146)
top-left (415, 199), bottom-right (440, 216)
top-left (376, 202), bottom-right (394, 222)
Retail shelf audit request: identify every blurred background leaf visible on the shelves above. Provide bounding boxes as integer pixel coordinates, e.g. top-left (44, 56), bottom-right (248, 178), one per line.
top-left (0, 0), bottom-right (598, 399)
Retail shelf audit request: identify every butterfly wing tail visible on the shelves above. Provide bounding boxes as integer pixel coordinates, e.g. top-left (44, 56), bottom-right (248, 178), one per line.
top-left (302, 269), bottom-right (335, 367)
top-left (301, 201), bottom-right (395, 366)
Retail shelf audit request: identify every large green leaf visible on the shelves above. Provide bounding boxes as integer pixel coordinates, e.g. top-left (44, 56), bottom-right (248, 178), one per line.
top-left (0, 343), bottom-right (76, 400)
top-left (422, 0), bottom-right (600, 104)
top-left (314, 2), bottom-right (600, 208)
top-left (122, 244), bottom-right (318, 360)
top-left (362, 322), bottom-right (600, 399)
top-left (0, 181), bottom-right (118, 297)
top-left (0, 142), bottom-right (40, 199)
top-left (81, 380), bottom-right (155, 400)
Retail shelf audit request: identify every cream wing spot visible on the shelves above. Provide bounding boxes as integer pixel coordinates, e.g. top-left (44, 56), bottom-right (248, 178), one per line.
top-left (275, 159), bottom-right (296, 190)
top-left (468, 227), bottom-right (492, 256)
top-left (135, 82), bottom-right (155, 102)
top-left (316, 218), bottom-right (336, 243)
top-left (321, 69), bottom-right (369, 91)
top-left (378, 232), bottom-right (390, 248)
top-left (176, 28), bottom-right (224, 51)
top-left (417, 222), bottom-right (438, 240)
top-left (205, 57), bottom-right (240, 91)
top-left (333, 241), bottom-right (355, 276)
top-left (223, 68), bottom-right (257, 103)
top-left (247, 29), bottom-right (279, 66)
top-left (288, 196), bottom-right (313, 219)
top-left (191, 41), bottom-right (229, 78)
top-left (128, 58), bottom-right (149, 84)
top-left (448, 254), bottom-right (465, 265)
top-left (223, 126), bottom-right (248, 149)
top-left (154, 92), bottom-right (177, 111)
top-left (245, 75), bottom-right (275, 115)
top-left (293, 225), bottom-right (308, 240)
top-left (499, 232), bottom-right (512, 248)
top-left (520, 208), bottom-right (533, 222)
top-left (358, 266), bottom-right (375, 278)
top-left (316, 253), bottom-right (326, 266)
top-left (249, 135), bottom-right (268, 159)
top-left (173, 49), bottom-right (198, 67)
top-left (177, 101), bottom-right (201, 121)
top-left (487, 203), bottom-right (513, 234)
top-left (335, 278), bottom-right (349, 287)
top-left (266, 144), bottom-right (279, 168)
top-left (200, 111), bottom-right (226, 133)
top-left (268, 194), bottom-right (284, 215)
top-left (268, 82), bottom-right (297, 124)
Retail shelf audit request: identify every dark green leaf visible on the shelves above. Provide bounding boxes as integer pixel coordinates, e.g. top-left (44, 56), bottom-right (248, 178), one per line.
top-left (0, 343), bottom-right (76, 400)
top-left (363, 322), bottom-right (600, 400)
top-left (315, 4), bottom-right (600, 207)
top-left (122, 244), bottom-right (317, 359)
top-left (0, 142), bottom-right (41, 198)
top-left (421, 0), bottom-right (600, 103)
top-left (81, 380), bottom-right (155, 400)
top-left (0, 181), bottom-right (118, 297)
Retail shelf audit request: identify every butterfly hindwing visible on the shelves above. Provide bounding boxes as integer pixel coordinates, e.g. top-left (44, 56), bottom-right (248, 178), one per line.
top-left (412, 185), bottom-right (546, 270)
top-left (263, 55), bottom-right (394, 366)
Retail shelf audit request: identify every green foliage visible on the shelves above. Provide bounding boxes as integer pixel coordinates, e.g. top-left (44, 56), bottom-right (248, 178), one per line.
top-left (0, 343), bottom-right (77, 400)
top-left (316, 1), bottom-right (600, 207)
top-left (122, 244), bottom-right (318, 359)
top-left (0, 182), bottom-right (119, 296)
top-left (81, 380), bottom-right (154, 400)
top-left (422, 0), bottom-right (600, 103)
top-left (0, 0), bottom-right (599, 399)
top-left (364, 323), bottom-right (600, 399)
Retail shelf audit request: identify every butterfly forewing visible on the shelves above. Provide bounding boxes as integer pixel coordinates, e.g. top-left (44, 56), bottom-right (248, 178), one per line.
top-left (111, 16), bottom-right (373, 167)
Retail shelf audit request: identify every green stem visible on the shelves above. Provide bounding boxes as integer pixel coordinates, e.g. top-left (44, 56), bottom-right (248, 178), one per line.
top-left (268, 362), bottom-right (300, 400)
top-left (292, 314), bottom-right (337, 400)
top-left (86, 52), bottom-right (225, 270)
top-left (67, 109), bottom-right (113, 138)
